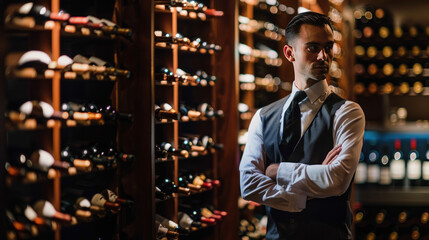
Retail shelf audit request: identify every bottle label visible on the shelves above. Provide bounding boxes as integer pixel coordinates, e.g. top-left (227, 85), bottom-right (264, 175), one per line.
top-left (423, 162), bottom-right (429, 180)
top-left (367, 165), bottom-right (381, 183)
top-left (390, 159), bottom-right (405, 179)
top-left (407, 159), bottom-right (422, 180)
top-left (380, 167), bottom-right (392, 185)
top-left (355, 163), bottom-right (367, 184)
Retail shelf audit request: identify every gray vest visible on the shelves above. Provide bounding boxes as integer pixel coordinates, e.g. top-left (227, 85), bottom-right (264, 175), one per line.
top-left (260, 93), bottom-right (352, 240)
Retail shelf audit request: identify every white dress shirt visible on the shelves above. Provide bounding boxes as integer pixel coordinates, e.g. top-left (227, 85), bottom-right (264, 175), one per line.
top-left (239, 80), bottom-right (365, 212)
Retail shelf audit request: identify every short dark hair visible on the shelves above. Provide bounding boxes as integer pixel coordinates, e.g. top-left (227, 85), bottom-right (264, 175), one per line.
top-left (285, 12), bottom-right (333, 45)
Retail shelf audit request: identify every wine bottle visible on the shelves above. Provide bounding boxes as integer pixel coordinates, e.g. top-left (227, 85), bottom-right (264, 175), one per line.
top-left (154, 30), bottom-right (175, 47)
top-left (422, 141), bottom-right (429, 185)
top-left (155, 177), bottom-right (178, 199)
top-left (178, 175), bottom-right (201, 192)
top-left (412, 63), bottom-right (423, 76)
top-left (390, 139), bottom-right (406, 187)
top-left (155, 67), bottom-right (177, 84)
top-left (355, 151), bottom-right (367, 185)
top-left (367, 46), bottom-right (378, 58)
top-left (154, 0), bottom-right (199, 10)
top-left (159, 142), bottom-right (189, 158)
top-left (85, 16), bottom-right (132, 38)
top-left (73, 54), bottom-right (131, 78)
top-left (200, 135), bottom-right (223, 153)
top-left (382, 63), bottom-right (394, 77)
top-left (7, 2), bottom-right (69, 28)
top-left (90, 193), bottom-right (121, 212)
top-left (195, 70), bottom-right (216, 86)
top-left (186, 173), bottom-right (212, 189)
top-left (18, 100), bottom-right (68, 124)
top-left (200, 207), bottom-right (222, 221)
top-left (176, 68), bottom-right (200, 85)
top-left (382, 46), bottom-right (393, 58)
top-left (394, 27), bottom-right (403, 39)
top-left (412, 45), bottom-right (421, 57)
top-left (28, 149), bottom-right (72, 172)
top-left (407, 138), bottom-right (422, 186)
top-left (399, 81), bottom-right (410, 95)
top-left (155, 144), bottom-right (168, 159)
top-left (179, 137), bottom-right (205, 156)
top-left (60, 102), bottom-right (102, 122)
top-left (60, 198), bottom-right (92, 221)
top-left (5, 161), bottom-right (44, 183)
top-left (156, 220), bottom-right (179, 240)
top-left (155, 104), bottom-right (179, 122)
top-left (179, 104), bottom-right (201, 121)
top-left (420, 209), bottom-right (429, 228)
top-left (175, 33), bottom-right (191, 50)
top-left (61, 146), bottom-right (93, 172)
top-left (396, 209), bottom-right (414, 236)
top-left (409, 25), bottom-right (420, 38)
top-left (101, 189), bottom-right (134, 205)
top-left (410, 225), bottom-right (421, 240)
top-left (189, 136), bottom-right (208, 156)
top-left (397, 46), bottom-right (408, 58)
top-left (6, 209), bottom-right (37, 238)
top-left (398, 63), bottom-right (409, 76)
top-left (362, 26), bottom-right (374, 39)
top-left (178, 211), bottom-right (202, 230)
top-left (33, 200), bottom-right (72, 222)
top-left (412, 80), bottom-right (424, 95)
top-left (179, 204), bottom-right (216, 225)
top-left (354, 45), bottom-right (365, 58)
top-left (197, 103), bottom-right (224, 119)
top-left (205, 204), bottom-right (227, 217)
top-left (156, 214), bottom-right (189, 234)
top-left (380, 145), bottom-right (392, 186)
top-left (378, 26), bottom-right (390, 39)
top-left (367, 63), bottom-right (378, 76)
top-left (354, 206), bottom-right (370, 237)
top-left (199, 173), bottom-right (221, 187)
top-left (374, 208), bottom-right (392, 233)
top-left (367, 142), bottom-right (380, 185)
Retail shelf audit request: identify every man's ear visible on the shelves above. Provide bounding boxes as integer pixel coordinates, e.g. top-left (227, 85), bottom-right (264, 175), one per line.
top-left (283, 45), bottom-right (295, 62)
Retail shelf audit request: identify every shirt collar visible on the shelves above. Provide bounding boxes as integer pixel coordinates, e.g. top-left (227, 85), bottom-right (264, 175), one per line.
top-left (292, 80), bottom-right (329, 104)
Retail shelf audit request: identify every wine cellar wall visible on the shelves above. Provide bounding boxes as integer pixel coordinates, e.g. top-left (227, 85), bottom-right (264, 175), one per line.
top-left (352, 2), bottom-right (429, 239)
top-left (1, 0), bottom-right (239, 239)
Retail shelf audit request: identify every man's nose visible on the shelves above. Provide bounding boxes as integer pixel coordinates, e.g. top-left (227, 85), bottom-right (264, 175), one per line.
top-left (317, 48), bottom-right (328, 61)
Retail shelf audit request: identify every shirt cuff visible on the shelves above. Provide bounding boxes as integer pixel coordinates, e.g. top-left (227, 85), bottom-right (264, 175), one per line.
top-left (277, 162), bottom-right (296, 188)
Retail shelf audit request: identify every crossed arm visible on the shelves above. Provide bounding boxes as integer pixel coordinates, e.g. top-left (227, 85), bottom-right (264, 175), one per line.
top-left (239, 101), bottom-right (365, 212)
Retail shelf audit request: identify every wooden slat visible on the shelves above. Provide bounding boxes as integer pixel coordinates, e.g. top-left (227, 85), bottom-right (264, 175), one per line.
top-left (213, 0), bottom-right (240, 239)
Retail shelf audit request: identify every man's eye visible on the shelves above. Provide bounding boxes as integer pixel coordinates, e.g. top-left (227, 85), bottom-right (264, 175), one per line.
top-left (325, 45), bottom-right (333, 51)
top-left (307, 46), bottom-right (319, 52)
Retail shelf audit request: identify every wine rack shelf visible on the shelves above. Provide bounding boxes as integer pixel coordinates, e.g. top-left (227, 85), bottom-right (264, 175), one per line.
top-left (356, 186), bottom-right (429, 206)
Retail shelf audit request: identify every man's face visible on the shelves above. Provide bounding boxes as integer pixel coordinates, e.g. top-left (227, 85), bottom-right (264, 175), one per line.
top-left (286, 24), bottom-right (334, 82)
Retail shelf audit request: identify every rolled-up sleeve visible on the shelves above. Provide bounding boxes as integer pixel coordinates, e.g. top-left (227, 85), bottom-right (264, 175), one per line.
top-left (239, 109), bottom-right (307, 212)
top-left (276, 101), bottom-right (365, 198)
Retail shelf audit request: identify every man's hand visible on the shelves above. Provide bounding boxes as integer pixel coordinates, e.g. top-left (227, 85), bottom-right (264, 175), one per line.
top-left (266, 163), bottom-right (279, 181)
top-left (266, 145), bottom-right (341, 181)
top-left (322, 144), bottom-right (342, 165)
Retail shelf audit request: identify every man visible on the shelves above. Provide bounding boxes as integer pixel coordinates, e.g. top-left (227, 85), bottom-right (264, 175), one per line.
top-left (239, 12), bottom-right (365, 239)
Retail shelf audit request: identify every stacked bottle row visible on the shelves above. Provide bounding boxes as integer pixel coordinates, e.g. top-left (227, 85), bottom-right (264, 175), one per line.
top-left (5, 2), bottom-right (132, 39)
top-left (237, 197), bottom-right (266, 240)
top-left (353, 5), bottom-right (429, 96)
top-left (3, 0), bottom-right (134, 239)
top-left (154, 0), bottom-right (226, 239)
top-left (237, 1), bottom-right (293, 239)
top-left (6, 188), bottom-right (131, 240)
top-left (7, 145), bottom-right (134, 185)
top-left (355, 133), bottom-right (429, 187)
top-left (354, 205), bottom-right (429, 240)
